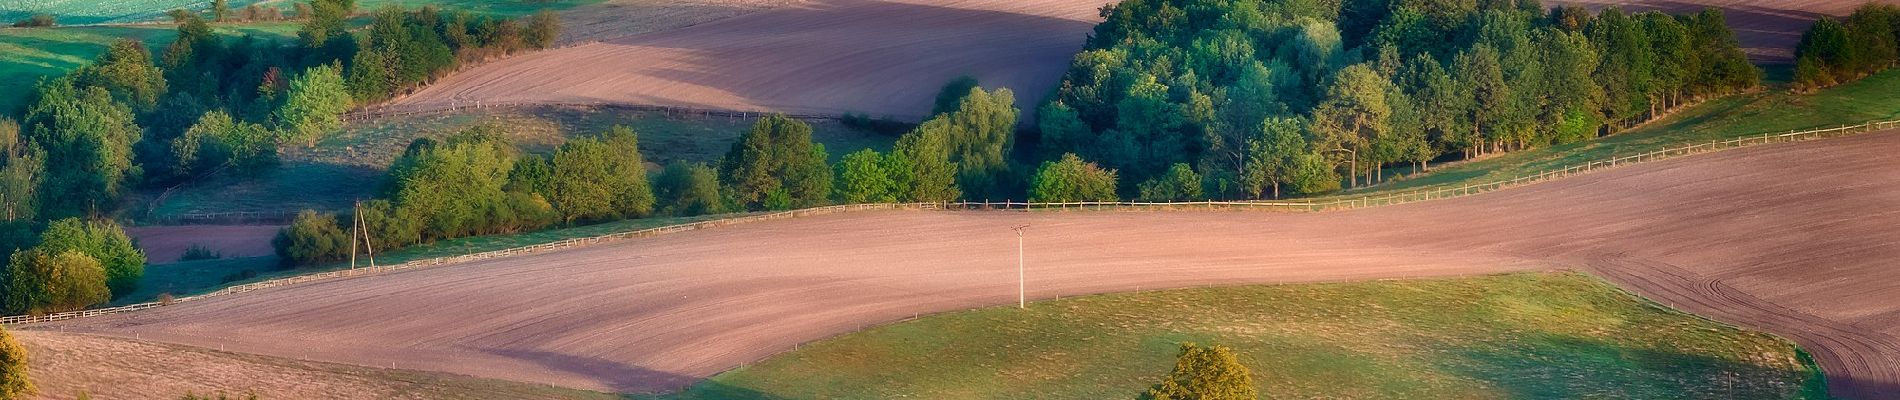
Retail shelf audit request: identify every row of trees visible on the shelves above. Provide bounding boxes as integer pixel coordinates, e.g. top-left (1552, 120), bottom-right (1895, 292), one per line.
top-left (1794, 3), bottom-right (1900, 90)
top-left (1039, 0), bottom-right (1759, 198)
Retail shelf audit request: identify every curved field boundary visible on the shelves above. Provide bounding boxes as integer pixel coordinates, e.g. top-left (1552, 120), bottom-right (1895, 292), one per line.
top-left (6, 117), bottom-right (1896, 327)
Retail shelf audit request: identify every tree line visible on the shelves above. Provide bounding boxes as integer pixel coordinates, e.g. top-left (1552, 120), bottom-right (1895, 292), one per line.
top-left (1037, 0), bottom-right (1760, 199)
top-left (0, 0), bottom-right (566, 314)
top-left (1793, 3), bottom-right (1900, 91)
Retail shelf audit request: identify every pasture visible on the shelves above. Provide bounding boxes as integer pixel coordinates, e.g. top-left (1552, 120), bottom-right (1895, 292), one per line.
top-left (0, 22), bottom-right (299, 112)
top-left (672, 272), bottom-right (1823, 399)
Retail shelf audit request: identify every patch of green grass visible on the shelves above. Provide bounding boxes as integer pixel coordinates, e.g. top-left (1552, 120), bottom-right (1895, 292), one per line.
top-left (664, 272), bottom-right (1823, 400)
top-left (0, 22), bottom-right (300, 112)
top-left (135, 107), bottom-right (895, 221)
top-left (115, 211), bottom-right (751, 304)
top-left (1353, 69), bottom-right (1900, 196)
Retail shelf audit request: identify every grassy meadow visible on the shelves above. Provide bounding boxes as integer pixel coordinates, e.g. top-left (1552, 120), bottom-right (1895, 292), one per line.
top-left (665, 272), bottom-right (1826, 399)
top-left (0, 22), bottom-right (301, 112)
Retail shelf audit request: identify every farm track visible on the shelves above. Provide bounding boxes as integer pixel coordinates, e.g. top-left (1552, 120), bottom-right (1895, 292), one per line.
top-left (32, 129), bottom-right (1900, 398)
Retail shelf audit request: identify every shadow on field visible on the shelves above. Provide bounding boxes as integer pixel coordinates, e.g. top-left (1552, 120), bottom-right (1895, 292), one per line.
top-left (1444, 334), bottom-right (1830, 399)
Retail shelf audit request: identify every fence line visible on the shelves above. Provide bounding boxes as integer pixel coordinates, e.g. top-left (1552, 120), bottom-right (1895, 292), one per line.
top-left (7, 118), bottom-right (1896, 325)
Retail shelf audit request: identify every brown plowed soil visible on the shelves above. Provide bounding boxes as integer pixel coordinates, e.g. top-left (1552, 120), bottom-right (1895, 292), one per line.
top-left (39, 130), bottom-right (1900, 397)
top-left (397, 0), bottom-right (1892, 120)
top-left (394, 0), bottom-right (1115, 121)
top-left (125, 225), bottom-right (283, 263)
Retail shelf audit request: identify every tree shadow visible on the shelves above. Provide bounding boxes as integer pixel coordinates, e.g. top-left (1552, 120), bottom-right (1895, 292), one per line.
top-left (479, 348), bottom-right (781, 399)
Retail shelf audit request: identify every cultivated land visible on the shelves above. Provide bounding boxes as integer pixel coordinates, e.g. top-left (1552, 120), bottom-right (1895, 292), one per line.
top-left (37, 129), bottom-right (1900, 397)
top-left (676, 272), bottom-right (1821, 399)
top-left (393, 0), bottom-right (1117, 121)
top-left (16, 330), bottom-right (619, 399)
top-left (1551, 0), bottom-right (1900, 63)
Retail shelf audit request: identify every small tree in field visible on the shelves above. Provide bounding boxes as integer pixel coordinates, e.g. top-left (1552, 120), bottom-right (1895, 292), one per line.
top-left (1140, 342), bottom-right (1256, 400)
top-left (1029, 153), bottom-right (1118, 203)
top-left (273, 210), bottom-right (350, 266)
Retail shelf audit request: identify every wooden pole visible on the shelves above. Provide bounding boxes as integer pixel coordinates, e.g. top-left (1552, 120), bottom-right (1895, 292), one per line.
top-left (361, 208), bottom-right (376, 268)
top-left (349, 201), bottom-right (359, 270)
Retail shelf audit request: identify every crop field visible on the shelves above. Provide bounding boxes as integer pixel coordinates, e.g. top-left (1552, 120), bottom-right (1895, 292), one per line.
top-left (36, 128), bottom-right (1900, 397)
top-left (672, 272), bottom-right (1822, 399)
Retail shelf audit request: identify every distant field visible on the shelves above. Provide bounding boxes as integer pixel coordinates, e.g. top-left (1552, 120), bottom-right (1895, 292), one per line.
top-left (0, 22), bottom-right (300, 112)
top-left (669, 272), bottom-right (1823, 399)
top-left (132, 107), bottom-right (895, 222)
top-left (0, 0), bottom-right (595, 25)
top-left (1351, 68), bottom-right (1900, 197)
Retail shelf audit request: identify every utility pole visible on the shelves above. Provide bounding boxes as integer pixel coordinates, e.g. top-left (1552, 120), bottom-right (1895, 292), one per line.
top-left (1013, 225), bottom-right (1029, 309)
top-left (350, 201), bottom-right (359, 270)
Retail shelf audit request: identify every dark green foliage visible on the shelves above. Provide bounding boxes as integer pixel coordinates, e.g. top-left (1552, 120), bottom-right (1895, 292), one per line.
top-left (925, 86), bottom-right (1017, 199)
top-left (0, 119), bottom-right (40, 224)
top-left (833, 149), bottom-right (899, 203)
top-left (653, 161), bottom-right (724, 216)
top-left (33, 218), bottom-right (144, 298)
top-left (1139, 342), bottom-right (1256, 400)
top-left (1794, 4), bottom-right (1900, 90)
top-left (3, 249), bottom-right (110, 315)
top-left (1029, 153), bottom-right (1117, 203)
top-left (384, 127), bottom-right (555, 241)
top-left (179, 244), bottom-right (223, 262)
top-left (889, 123), bottom-right (959, 202)
top-left (1044, 0), bottom-right (1759, 200)
top-left (1136, 163), bottom-right (1202, 202)
top-left (273, 210), bottom-right (350, 266)
top-left (720, 115), bottom-right (832, 210)
top-left (839, 113), bottom-right (914, 136)
top-left (0, 326), bottom-right (31, 399)
top-left (21, 77), bottom-right (142, 219)
top-left (931, 75), bottom-right (979, 116)
top-left (10, 14), bottom-right (54, 28)
top-left (548, 126), bottom-right (655, 222)
top-left (73, 39), bottom-right (168, 113)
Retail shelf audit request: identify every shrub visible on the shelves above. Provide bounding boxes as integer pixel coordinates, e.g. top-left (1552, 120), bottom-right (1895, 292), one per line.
top-left (1029, 153), bottom-right (1117, 203)
top-left (1136, 163), bottom-right (1203, 202)
top-left (653, 161), bottom-right (723, 216)
top-left (1140, 342), bottom-right (1255, 400)
top-left (3, 250), bottom-right (110, 315)
top-left (548, 126), bottom-right (654, 222)
top-left (720, 115), bottom-right (831, 210)
top-left (273, 210), bottom-right (350, 266)
top-left (11, 14), bottom-right (54, 28)
top-left (34, 218), bottom-right (144, 298)
top-left (524, 10), bottom-right (561, 49)
top-left (0, 326), bottom-right (30, 399)
top-left (273, 64), bottom-right (351, 145)
top-left (833, 149), bottom-right (898, 204)
top-left (179, 244), bottom-right (223, 262)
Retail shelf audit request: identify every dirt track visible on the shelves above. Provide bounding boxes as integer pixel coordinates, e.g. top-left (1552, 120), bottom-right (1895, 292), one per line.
top-left (125, 225), bottom-right (282, 263)
top-left (37, 130), bottom-right (1900, 397)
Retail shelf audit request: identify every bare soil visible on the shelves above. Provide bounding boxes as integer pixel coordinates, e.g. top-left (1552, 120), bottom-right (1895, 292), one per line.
top-left (395, 0), bottom-right (1115, 121)
top-left (124, 225), bottom-right (283, 263)
top-left (39, 130), bottom-right (1900, 397)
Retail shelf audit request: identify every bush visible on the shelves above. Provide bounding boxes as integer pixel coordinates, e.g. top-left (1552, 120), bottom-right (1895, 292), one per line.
top-left (3, 250), bottom-right (110, 315)
top-left (833, 149), bottom-right (898, 204)
top-left (1029, 153), bottom-right (1118, 203)
top-left (1141, 342), bottom-right (1255, 400)
top-left (10, 14), bottom-right (54, 28)
top-left (1136, 163), bottom-right (1203, 202)
top-left (0, 326), bottom-right (30, 399)
top-left (548, 126), bottom-right (654, 222)
top-left (720, 115), bottom-right (831, 210)
top-left (35, 218), bottom-right (144, 297)
top-left (839, 113), bottom-right (914, 136)
top-left (179, 244), bottom-right (223, 262)
top-left (524, 10), bottom-right (561, 49)
top-left (273, 64), bottom-right (351, 145)
top-left (273, 210), bottom-right (350, 266)
top-left (653, 161), bottom-right (723, 216)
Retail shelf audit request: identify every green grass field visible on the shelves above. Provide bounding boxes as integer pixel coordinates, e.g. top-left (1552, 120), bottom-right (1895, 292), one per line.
top-left (1350, 69), bottom-right (1900, 196)
top-left (134, 107), bottom-right (896, 221)
top-left (664, 272), bottom-right (1825, 399)
top-left (0, 22), bottom-right (301, 112)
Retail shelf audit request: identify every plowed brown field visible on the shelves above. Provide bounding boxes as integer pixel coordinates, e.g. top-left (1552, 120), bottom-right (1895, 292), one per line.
top-left (37, 130), bottom-right (1900, 397)
top-left (395, 0), bottom-right (1893, 120)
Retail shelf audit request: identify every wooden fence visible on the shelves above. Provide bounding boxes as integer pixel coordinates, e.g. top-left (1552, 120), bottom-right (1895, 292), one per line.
top-left (6, 118), bottom-right (1896, 325)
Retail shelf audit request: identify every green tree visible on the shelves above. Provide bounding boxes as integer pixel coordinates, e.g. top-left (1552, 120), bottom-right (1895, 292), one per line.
top-left (34, 218), bottom-right (144, 297)
top-left (1029, 153), bottom-right (1118, 203)
top-left (274, 64), bottom-right (352, 145)
top-left (1037, 101), bottom-right (1092, 160)
top-left (1241, 117), bottom-right (1307, 199)
top-left (273, 210), bottom-right (350, 266)
top-left (1310, 64), bottom-right (1390, 187)
top-left (549, 126), bottom-right (655, 222)
top-left (931, 75), bottom-right (979, 116)
top-left (653, 161), bottom-right (723, 216)
top-left (74, 39), bottom-right (168, 112)
top-left (22, 77), bottom-right (142, 219)
top-left (1140, 342), bottom-right (1256, 400)
top-left (834, 149), bottom-right (898, 203)
top-left (524, 10), bottom-right (562, 49)
top-left (4, 249), bottom-right (110, 314)
top-left (0, 326), bottom-right (32, 399)
top-left (934, 87), bottom-right (1017, 199)
top-left (1136, 163), bottom-right (1203, 202)
top-left (0, 120), bottom-right (40, 223)
top-left (889, 124), bottom-right (959, 202)
top-left (213, 0), bottom-right (231, 22)
top-left (172, 110), bottom-right (278, 177)
top-left (720, 115), bottom-right (831, 210)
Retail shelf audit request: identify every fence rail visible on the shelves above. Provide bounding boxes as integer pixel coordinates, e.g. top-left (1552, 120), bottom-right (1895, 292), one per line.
top-left (6, 118), bottom-right (1896, 325)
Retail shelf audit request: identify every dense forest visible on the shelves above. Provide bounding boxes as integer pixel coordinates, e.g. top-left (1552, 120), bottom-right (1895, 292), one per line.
top-left (1036, 0), bottom-right (1764, 199)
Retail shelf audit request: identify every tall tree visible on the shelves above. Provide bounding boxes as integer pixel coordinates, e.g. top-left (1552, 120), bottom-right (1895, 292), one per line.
top-left (0, 326), bottom-right (31, 399)
top-left (1310, 64), bottom-right (1390, 187)
top-left (274, 64), bottom-right (352, 145)
top-left (834, 149), bottom-right (898, 204)
top-left (890, 124), bottom-right (960, 202)
top-left (74, 39), bottom-right (168, 113)
top-left (22, 78), bottom-right (142, 219)
top-left (549, 126), bottom-right (654, 222)
top-left (719, 115), bottom-right (832, 210)
top-left (34, 218), bottom-right (145, 297)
